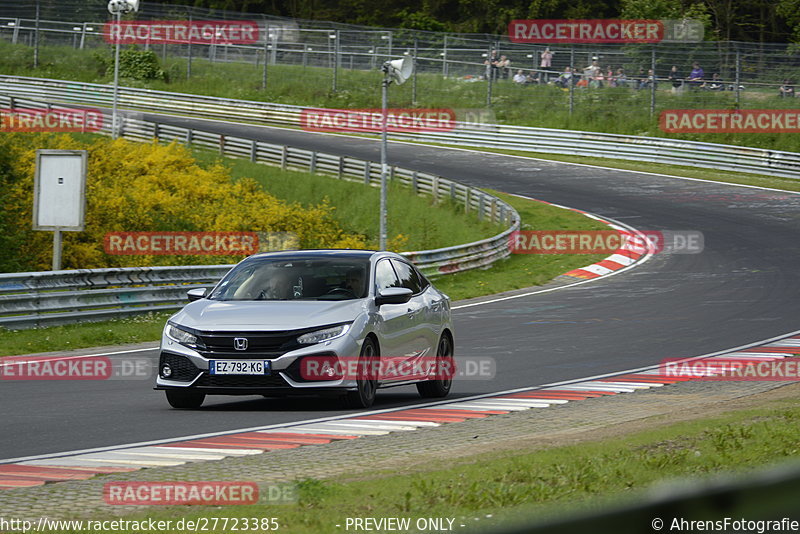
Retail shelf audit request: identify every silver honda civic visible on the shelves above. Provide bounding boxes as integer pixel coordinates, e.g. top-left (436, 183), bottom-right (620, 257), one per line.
top-left (155, 250), bottom-right (454, 409)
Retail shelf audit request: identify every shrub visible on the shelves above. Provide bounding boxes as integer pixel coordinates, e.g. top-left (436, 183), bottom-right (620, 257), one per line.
top-left (0, 133), bottom-right (366, 271)
top-left (105, 46), bottom-right (165, 81)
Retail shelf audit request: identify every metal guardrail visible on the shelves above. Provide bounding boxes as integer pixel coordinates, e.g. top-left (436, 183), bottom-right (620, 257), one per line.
top-left (0, 93), bottom-right (519, 329)
top-left (2, 75), bottom-right (800, 179)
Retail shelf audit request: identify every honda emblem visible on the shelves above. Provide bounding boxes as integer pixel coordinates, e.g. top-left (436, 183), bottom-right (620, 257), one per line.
top-left (233, 337), bottom-right (248, 351)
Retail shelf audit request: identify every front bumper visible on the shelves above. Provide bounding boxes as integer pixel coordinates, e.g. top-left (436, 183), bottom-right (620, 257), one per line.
top-left (154, 330), bottom-right (363, 395)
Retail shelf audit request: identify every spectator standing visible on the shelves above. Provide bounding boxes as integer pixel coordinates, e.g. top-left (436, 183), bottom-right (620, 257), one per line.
top-left (779, 79), bottom-right (795, 98)
top-left (606, 67), bottom-right (616, 87)
top-left (498, 55), bottom-right (511, 80)
top-left (668, 65), bottom-right (683, 94)
top-left (540, 47), bottom-right (553, 83)
top-left (484, 50), bottom-right (500, 80)
top-left (584, 57), bottom-right (601, 86)
top-left (615, 67), bottom-right (627, 88)
top-left (688, 62), bottom-right (704, 88)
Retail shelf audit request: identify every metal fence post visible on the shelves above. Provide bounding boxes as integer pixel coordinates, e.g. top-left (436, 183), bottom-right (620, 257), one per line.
top-left (262, 23), bottom-right (269, 90)
top-left (735, 48), bottom-right (741, 107)
top-left (486, 44), bottom-right (493, 108)
top-left (331, 30), bottom-right (339, 93)
top-left (186, 13), bottom-right (193, 79)
top-left (650, 46), bottom-right (656, 117)
top-left (412, 36), bottom-right (418, 106)
top-left (33, 1), bottom-right (40, 68)
top-left (442, 35), bottom-right (448, 77)
top-left (569, 46), bottom-right (575, 115)
top-left (251, 140), bottom-right (258, 162)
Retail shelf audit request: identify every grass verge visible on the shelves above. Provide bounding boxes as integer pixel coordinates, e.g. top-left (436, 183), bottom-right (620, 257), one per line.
top-left (191, 151), bottom-right (503, 252)
top-left (0, 191), bottom-right (609, 356)
top-left (0, 312), bottom-right (173, 357)
top-left (51, 386), bottom-right (800, 533)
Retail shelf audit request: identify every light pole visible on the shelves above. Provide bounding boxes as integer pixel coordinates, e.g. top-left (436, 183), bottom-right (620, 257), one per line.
top-left (108, 0), bottom-right (139, 140)
top-left (378, 56), bottom-right (411, 250)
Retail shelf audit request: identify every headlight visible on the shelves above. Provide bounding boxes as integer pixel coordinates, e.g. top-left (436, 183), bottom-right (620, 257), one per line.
top-left (297, 324), bottom-right (350, 345)
top-left (165, 324), bottom-right (204, 348)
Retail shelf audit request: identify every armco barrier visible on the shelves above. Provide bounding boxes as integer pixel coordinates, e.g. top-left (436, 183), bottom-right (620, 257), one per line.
top-left (2, 75), bottom-right (800, 179)
top-left (0, 95), bottom-right (519, 328)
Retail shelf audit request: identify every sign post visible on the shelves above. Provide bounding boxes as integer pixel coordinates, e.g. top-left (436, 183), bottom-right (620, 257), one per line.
top-left (32, 150), bottom-right (88, 271)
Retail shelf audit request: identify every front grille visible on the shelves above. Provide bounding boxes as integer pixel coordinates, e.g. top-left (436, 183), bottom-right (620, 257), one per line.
top-left (196, 330), bottom-right (310, 360)
top-left (195, 373), bottom-right (289, 388)
top-left (159, 353), bottom-right (200, 382)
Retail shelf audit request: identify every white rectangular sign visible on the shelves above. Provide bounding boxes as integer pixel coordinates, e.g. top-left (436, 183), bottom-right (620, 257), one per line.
top-left (33, 150), bottom-right (87, 231)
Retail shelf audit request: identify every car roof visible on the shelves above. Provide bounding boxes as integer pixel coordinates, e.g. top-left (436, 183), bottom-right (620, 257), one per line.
top-left (245, 249), bottom-right (399, 262)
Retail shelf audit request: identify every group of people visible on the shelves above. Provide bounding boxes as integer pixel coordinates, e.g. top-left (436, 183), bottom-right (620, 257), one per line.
top-left (483, 52), bottom-right (795, 97)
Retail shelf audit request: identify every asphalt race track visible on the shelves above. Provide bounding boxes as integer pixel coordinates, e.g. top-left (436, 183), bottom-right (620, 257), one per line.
top-left (2, 113), bottom-right (799, 460)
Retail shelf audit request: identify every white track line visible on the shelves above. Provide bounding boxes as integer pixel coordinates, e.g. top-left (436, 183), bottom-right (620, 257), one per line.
top-left (3, 328), bottom-right (799, 466)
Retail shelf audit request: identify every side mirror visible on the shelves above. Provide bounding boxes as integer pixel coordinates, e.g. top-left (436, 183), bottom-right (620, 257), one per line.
top-left (375, 287), bottom-right (413, 306)
top-left (187, 287), bottom-right (208, 302)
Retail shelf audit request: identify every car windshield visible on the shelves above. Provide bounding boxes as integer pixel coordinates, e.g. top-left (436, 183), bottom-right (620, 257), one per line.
top-left (208, 257), bottom-right (370, 301)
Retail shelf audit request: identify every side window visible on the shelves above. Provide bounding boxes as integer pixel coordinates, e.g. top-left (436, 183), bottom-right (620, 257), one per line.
top-left (390, 259), bottom-right (422, 294)
top-left (374, 259), bottom-right (400, 293)
top-left (417, 268), bottom-right (430, 291)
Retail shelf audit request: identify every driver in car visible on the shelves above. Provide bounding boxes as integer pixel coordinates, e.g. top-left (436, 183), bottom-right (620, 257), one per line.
top-left (260, 270), bottom-right (292, 300)
top-left (344, 268), bottom-right (365, 298)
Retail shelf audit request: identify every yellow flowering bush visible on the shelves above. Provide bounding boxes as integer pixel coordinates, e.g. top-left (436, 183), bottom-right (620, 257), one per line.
top-left (0, 134), bottom-right (366, 271)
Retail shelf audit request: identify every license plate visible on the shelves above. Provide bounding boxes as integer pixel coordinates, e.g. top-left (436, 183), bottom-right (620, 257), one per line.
top-left (209, 360), bottom-right (271, 375)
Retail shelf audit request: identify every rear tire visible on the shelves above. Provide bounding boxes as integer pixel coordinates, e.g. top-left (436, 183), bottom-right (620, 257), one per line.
top-left (342, 337), bottom-right (378, 409)
top-left (166, 389), bottom-right (205, 409)
top-left (417, 333), bottom-right (454, 398)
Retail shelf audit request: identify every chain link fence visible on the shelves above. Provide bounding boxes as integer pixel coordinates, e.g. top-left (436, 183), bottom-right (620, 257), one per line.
top-left (1, 1), bottom-right (799, 132)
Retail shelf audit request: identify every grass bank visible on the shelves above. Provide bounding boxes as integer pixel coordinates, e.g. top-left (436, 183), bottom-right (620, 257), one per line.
top-left (2, 41), bottom-right (800, 153)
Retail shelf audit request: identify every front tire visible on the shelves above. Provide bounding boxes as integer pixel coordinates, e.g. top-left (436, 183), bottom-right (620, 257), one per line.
top-left (165, 389), bottom-right (206, 409)
top-left (342, 337), bottom-right (378, 409)
top-left (417, 333), bottom-right (454, 398)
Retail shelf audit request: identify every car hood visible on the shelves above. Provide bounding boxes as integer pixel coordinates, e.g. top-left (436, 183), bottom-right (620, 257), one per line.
top-left (171, 299), bottom-right (367, 331)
